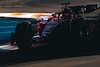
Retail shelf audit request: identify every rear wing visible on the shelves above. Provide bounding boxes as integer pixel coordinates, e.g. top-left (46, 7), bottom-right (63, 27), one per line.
top-left (70, 4), bottom-right (100, 14)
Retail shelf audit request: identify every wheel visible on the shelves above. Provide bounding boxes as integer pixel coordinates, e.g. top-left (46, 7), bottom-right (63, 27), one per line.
top-left (15, 21), bottom-right (32, 50)
top-left (69, 18), bottom-right (87, 48)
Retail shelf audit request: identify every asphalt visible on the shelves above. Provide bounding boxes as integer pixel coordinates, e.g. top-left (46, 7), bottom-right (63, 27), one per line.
top-left (0, 41), bottom-right (100, 67)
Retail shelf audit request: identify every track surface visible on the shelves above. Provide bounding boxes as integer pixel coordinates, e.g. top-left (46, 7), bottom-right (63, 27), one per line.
top-left (0, 40), bottom-right (100, 67)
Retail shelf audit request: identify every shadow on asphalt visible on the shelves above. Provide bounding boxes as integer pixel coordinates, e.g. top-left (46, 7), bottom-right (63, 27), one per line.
top-left (0, 40), bottom-right (100, 66)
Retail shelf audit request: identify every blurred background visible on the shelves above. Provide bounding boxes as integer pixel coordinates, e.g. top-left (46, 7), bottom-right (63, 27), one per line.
top-left (0, 0), bottom-right (100, 13)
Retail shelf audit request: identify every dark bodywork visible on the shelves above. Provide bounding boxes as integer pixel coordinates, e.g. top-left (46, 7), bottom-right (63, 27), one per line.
top-left (14, 3), bottom-right (100, 49)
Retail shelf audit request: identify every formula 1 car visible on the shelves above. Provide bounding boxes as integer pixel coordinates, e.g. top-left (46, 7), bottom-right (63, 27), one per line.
top-left (12, 3), bottom-right (100, 49)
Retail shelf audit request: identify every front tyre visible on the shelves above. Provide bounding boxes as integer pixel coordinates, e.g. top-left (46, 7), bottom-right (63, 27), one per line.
top-left (15, 21), bottom-right (32, 50)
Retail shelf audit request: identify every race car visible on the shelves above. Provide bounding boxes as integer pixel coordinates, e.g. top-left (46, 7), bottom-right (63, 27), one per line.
top-left (2, 2), bottom-right (100, 50)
